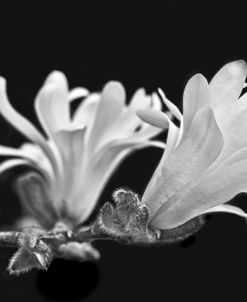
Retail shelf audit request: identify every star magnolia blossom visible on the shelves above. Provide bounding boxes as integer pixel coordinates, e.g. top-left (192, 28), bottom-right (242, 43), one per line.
top-left (0, 71), bottom-right (167, 228)
top-left (137, 60), bottom-right (247, 230)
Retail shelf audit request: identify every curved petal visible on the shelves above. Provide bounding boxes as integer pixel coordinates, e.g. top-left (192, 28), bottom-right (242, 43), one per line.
top-left (0, 78), bottom-right (59, 177)
top-left (0, 78), bottom-right (46, 147)
top-left (145, 141), bottom-right (166, 149)
top-left (68, 87), bottom-right (89, 102)
top-left (202, 204), bottom-right (247, 219)
top-left (0, 144), bottom-right (55, 184)
top-left (0, 158), bottom-right (31, 175)
top-left (143, 108), bottom-right (224, 219)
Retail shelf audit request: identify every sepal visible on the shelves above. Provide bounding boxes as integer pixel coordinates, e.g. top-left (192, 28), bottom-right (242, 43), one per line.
top-left (7, 228), bottom-right (53, 275)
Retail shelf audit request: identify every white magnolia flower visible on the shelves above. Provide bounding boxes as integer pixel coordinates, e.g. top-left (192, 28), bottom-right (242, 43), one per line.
top-left (137, 60), bottom-right (247, 230)
top-left (0, 71), bottom-right (167, 228)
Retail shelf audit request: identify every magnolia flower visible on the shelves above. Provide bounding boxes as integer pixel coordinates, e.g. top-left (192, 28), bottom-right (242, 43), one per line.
top-left (137, 60), bottom-right (247, 230)
top-left (0, 71), bottom-right (166, 230)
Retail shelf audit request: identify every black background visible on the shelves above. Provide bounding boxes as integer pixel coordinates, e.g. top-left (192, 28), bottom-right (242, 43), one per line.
top-left (0, 1), bottom-right (247, 301)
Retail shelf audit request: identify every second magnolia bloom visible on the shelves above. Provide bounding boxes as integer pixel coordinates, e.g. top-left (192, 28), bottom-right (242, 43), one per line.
top-left (138, 60), bottom-right (247, 230)
top-left (0, 72), bottom-right (167, 229)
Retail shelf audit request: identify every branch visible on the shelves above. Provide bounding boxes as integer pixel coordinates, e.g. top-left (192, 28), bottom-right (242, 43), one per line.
top-left (0, 190), bottom-right (205, 275)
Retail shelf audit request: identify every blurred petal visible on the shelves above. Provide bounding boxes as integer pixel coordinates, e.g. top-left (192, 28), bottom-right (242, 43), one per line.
top-left (16, 172), bottom-right (58, 227)
top-left (0, 77), bottom-right (59, 176)
top-left (0, 144), bottom-right (55, 184)
top-left (158, 88), bottom-right (182, 121)
top-left (144, 141), bottom-right (166, 149)
top-left (136, 109), bottom-right (169, 128)
top-left (35, 71), bottom-right (69, 137)
top-left (14, 216), bottom-right (41, 229)
top-left (143, 108), bottom-right (223, 219)
top-left (71, 93), bottom-right (99, 129)
top-left (104, 89), bottom-right (153, 140)
top-left (68, 87), bottom-right (89, 102)
top-left (151, 93), bottom-right (162, 111)
top-left (86, 82), bottom-right (125, 152)
top-left (0, 78), bottom-right (46, 148)
top-left (53, 129), bottom-right (86, 202)
top-left (0, 158), bottom-right (31, 174)
top-left (129, 88), bottom-right (151, 111)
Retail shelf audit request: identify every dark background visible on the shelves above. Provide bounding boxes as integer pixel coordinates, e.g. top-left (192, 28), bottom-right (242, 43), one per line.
top-left (0, 1), bottom-right (247, 301)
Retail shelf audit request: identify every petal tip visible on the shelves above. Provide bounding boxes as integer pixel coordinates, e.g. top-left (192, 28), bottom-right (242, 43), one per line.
top-left (103, 81), bottom-right (126, 101)
top-left (45, 70), bottom-right (67, 86)
top-left (136, 109), bottom-right (169, 128)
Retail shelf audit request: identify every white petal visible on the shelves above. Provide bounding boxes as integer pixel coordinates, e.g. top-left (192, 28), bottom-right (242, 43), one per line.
top-left (86, 81), bottom-right (125, 153)
top-left (151, 93), bottom-right (162, 111)
top-left (72, 93), bottom-right (100, 129)
top-left (144, 141), bottom-right (166, 149)
top-left (34, 71), bottom-right (70, 137)
top-left (143, 107), bottom-right (223, 219)
top-left (158, 88), bottom-right (182, 121)
top-left (182, 73), bottom-right (212, 135)
top-left (136, 109), bottom-right (169, 128)
top-left (211, 94), bottom-right (247, 164)
top-left (68, 87), bottom-right (89, 102)
top-left (105, 89), bottom-right (152, 140)
top-left (129, 88), bottom-right (151, 111)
